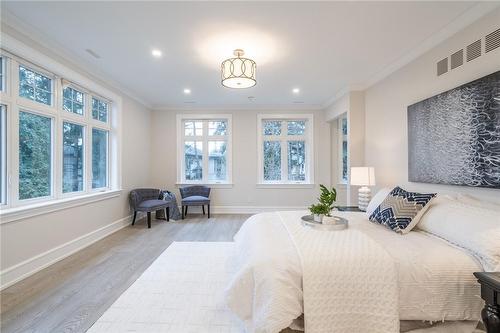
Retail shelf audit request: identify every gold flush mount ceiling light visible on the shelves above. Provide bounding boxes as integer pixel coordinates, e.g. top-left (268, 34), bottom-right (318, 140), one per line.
top-left (221, 49), bottom-right (256, 89)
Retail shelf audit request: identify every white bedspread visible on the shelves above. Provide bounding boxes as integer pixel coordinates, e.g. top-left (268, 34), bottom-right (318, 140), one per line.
top-left (279, 211), bottom-right (399, 333)
top-left (225, 211), bottom-right (483, 333)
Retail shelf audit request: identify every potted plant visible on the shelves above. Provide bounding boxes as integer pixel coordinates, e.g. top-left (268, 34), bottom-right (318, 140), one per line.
top-left (318, 184), bottom-right (337, 222)
top-left (309, 185), bottom-right (337, 223)
top-left (309, 203), bottom-right (330, 222)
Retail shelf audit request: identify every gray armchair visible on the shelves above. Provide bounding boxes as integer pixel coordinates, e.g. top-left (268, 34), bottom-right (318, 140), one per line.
top-left (179, 186), bottom-right (211, 219)
top-left (129, 188), bottom-right (171, 228)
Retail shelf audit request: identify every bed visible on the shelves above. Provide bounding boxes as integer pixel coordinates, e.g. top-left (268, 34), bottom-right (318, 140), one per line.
top-left (224, 204), bottom-right (494, 333)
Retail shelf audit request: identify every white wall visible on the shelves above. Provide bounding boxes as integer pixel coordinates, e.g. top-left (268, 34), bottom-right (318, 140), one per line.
top-left (365, 8), bottom-right (500, 202)
top-left (0, 27), bottom-right (153, 288)
top-left (150, 109), bottom-right (331, 211)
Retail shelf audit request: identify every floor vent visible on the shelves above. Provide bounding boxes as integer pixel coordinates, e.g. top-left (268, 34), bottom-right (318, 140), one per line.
top-left (437, 58), bottom-right (448, 76)
top-left (466, 40), bottom-right (481, 62)
top-left (450, 49), bottom-right (463, 70)
top-left (485, 28), bottom-right (500, 53)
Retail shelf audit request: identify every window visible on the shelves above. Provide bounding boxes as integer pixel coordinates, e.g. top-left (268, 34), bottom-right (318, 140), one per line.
top-left (1, 105), bottom-right (6, 205)
top-left (338, 114), bottom-right (348, 184)
top-left (0, 57), bottom-right (4, 91)
top-left (63, 86), bottom-right (84, 115)
top-left (62, 122), bottom-right (84, 193)
top-left (19, 65), bottom-right (52, 106)
top-left (92, 128), bottom-right (108, 189)
top-left (0, 49), bottom-right (119, 213)
top-left (19, 111), bottom-right (52, 200)
top-left (92, 97), bottom-right (108, 122)
top-left (258, 114), bottom-right (313, 184)
top-left (177, 115), bottom-right (232, 184)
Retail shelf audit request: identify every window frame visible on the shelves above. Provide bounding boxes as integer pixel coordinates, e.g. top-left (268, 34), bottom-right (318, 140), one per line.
top-left (0, 104), bottom-right (8, 206)
top-left (17, 108), bottom-right (55, 203)
top-left (0, 55), bottom-right (6, 93)
top-left (18, 63), bottom-right (54, 108)
top-left (257, 114), bottom-right (314, 186)
top-left (61, 119), bottom-right (86, 196)
top-left (62, 84), bottom-right (86, 116)
top-left (0, 42), bottom-right (121, 221)
top-left (176, 114), bottom-right (233, 185)
top-left (91, 95), bottom-right (110, 123)
top-left (90, 127), bottom-right (110, 191)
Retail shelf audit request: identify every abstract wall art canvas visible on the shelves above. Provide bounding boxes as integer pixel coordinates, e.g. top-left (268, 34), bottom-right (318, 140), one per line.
top-left (408, 70), bottom-right (500, 189)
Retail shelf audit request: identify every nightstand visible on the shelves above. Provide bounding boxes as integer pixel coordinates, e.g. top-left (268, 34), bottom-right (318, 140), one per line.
top-left (336, 206), bottom-right (363, 212)
top-left (473, 272), bottom-right (500, 333)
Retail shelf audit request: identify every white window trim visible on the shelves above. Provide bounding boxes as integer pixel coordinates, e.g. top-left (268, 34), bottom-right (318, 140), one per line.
top-left (0, 33), bottom-right (122, 220)
top-left (176, 114), bottom-right (233, 185)
top-left (257, 113), bottom-right (314, 186)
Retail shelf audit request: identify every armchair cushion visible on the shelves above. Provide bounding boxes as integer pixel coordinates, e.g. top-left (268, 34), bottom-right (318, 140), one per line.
top-left (181, 195), bottom-right (210, 205)
top-left (138, 199), bottom-right (170, 211)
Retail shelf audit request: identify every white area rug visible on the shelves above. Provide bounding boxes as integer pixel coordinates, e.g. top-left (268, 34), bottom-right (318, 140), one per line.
top-left (88, 242), bottom-right (244, 333)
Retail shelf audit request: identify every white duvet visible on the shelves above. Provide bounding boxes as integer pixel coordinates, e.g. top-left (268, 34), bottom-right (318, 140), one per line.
top-left (224, 211), bottom-right (483, 333)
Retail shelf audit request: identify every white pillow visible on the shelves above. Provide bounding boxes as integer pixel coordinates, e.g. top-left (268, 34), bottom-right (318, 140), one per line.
top-left (418, 196), bottom-right (500, 271)
top-left (365, 187), bottom-right (391, 217)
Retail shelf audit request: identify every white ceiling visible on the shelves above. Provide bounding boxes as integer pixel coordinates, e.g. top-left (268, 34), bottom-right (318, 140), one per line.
top-left (1, 1), bottom-right (496, 109)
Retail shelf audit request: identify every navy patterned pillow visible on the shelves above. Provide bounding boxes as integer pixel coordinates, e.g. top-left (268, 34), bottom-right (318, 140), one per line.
top-left (369, 186), bottom-right (436, 234)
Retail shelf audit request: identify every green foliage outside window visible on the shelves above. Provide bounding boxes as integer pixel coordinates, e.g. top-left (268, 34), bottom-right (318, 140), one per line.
top-left (19, 111), bottom-right (51, 199)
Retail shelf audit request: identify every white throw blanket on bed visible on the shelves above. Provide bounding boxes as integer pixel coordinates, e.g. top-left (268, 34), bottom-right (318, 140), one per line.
top-left (225, 211), bottom-right (400, 333)
top-left (278, 211), bottom-right (400, 333)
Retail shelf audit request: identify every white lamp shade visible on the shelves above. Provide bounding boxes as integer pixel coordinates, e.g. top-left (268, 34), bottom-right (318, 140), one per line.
top-left (350, 167), bottom-right (376, 186)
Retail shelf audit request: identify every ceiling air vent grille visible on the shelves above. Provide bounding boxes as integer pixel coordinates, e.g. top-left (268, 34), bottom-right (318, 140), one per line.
top-left (437, 58), bottom-right (448, 76)
top-left (450, 49), bottom-right (463, 70)
top-left (485, 28), bottom-right (500, 53)
top-left (466, 40), bottom-right (481, 62)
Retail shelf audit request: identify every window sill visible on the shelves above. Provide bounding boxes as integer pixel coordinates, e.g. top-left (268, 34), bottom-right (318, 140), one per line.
top-left (0, 189), bottom-right (122, 224)
top-left (175, 183), bottom-right (234, 189)
top-left (256, 183), bottom-right (315, 189)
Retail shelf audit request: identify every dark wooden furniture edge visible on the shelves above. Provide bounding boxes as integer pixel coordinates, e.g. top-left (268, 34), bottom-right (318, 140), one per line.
top-left (474, 272), bottom-right (500, 333)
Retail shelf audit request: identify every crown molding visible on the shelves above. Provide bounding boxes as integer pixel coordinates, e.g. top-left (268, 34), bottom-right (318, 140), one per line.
top-left (152, 103), bottom-right (324, 112)
top-left (1, 9), bottom-right (152, 109)
top-left (320, 2), bottom-right (500, 110)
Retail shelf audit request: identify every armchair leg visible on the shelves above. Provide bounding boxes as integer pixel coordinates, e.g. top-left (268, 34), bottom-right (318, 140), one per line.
top-left (208, 204), bottom-right (210, 219)
top-left (182, 206), bottom-right (184, 220)
top-left (202, 205), bottom-right (205, 215)
top-left (185, 206), bottom-right (188, 217)
top-left (147, 212), bottom-right (151, 229)
top-left (166, 207), bottom-right (170, 222)
top-left (132, 211), bottom-right (137, 225)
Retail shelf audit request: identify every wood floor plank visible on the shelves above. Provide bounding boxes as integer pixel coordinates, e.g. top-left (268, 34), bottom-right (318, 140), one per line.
top-left (0, 214), bottom-right (250, 333)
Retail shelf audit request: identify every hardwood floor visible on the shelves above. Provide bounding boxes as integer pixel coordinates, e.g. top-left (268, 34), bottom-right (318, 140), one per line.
top-left (0, 214), bottom-right (250, 333)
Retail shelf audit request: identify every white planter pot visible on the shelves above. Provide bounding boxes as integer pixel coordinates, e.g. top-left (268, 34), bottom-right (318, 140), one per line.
top-left (313, 214), bottom-right (324, 223)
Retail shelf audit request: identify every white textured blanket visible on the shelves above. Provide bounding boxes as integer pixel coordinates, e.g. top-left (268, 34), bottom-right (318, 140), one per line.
top-left (278, 211), bottom-right (400, 333)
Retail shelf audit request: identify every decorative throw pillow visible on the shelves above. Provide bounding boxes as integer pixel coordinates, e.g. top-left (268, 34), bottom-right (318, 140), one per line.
top-left (365, 187), bottom-right (392, 217)
top-left (369, 186), bottom-right (436, 234)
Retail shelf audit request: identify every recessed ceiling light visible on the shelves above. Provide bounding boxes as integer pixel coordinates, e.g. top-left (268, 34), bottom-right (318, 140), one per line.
top-left (292, 88), bottom-right (300, 94)
top-left (183, 88), bottom-right (191, 94)
top-left (151, 49), bottom-right (162, 58)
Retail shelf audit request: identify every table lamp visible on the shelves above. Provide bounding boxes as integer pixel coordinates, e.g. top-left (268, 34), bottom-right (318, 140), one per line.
top-left (350, 167), bottom-right (376, 211)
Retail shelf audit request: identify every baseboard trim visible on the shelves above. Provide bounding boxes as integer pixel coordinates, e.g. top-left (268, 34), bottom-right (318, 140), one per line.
top-left (0, 214), bottom-right (132, 291)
